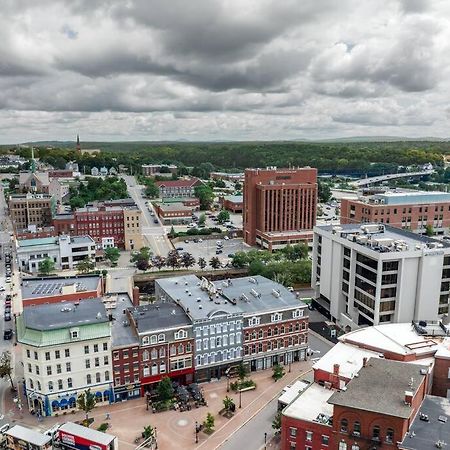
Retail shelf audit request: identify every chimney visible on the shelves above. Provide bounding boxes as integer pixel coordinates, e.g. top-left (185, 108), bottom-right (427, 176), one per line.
top-left (362, 357), bottom-right (368, 368)
top-left (404, 390), bottom-right (413, 406)
top-left (333, 364), bottom-right (340, 376)
top-left (132, 286), bottom-right (140, 307)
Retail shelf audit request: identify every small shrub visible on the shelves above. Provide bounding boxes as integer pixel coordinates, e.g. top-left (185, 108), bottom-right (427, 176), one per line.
top-left (97, 423), bottom-right (109, 432)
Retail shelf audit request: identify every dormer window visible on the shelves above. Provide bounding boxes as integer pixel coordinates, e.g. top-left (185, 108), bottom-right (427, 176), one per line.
top-left (158, 334), bottom-right (165, 343)
top-left (271, 313), bottom-right (283, 322)
top-left (248, 317), bottom-right (260, 327)
top-left (70, 328), bottom-right (79, 339)
top-left (175, 329), bottom-right (187, 340)
top-left (142, 336), bottom-right (149, 345)
top-left (292, 309), bottom-right (304, 319)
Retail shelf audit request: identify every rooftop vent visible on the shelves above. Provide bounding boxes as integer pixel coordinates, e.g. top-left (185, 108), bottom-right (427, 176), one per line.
top-left (171, 309), bottom-right (176, 315)
top-left (272, 289), bottom-right (280, 298)
top-left (249, 277), bottom-right (257, 284)
top-left (96, 312), bottom-right (102, 320)
top-left (60, 307), bottom-right (72, 313)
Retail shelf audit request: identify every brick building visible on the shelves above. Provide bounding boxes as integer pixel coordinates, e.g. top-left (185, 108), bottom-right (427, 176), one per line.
top-left (243, 167), bottom-right (317, 250)
top-left (341, 191), bottom-right (450, 235)
top-left (9, 194), bottom-right (55, 231)
top-left (156, 178), bottom-right (202, 199)
top-left (126, 303), bottom-right (194, 394)
top-left (153, 203), bottom-right (194, 225)
top-left (281, 358), bottom-right (429, 450)
top-left (21, 275), bottom-right (103, 308)
top-left (220, 195), bottom-right (243, 213)
top-left (53, 200), bottom-right (143, 250)
top-left (142, 164), bottom-right (177, 176)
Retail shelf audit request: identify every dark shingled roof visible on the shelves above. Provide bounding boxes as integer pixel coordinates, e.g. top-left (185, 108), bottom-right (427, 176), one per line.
top-left (131, 303), bottom-right (191, 333)
top-left (328, 358), bottom-right (428, 419)
top-left (399, 395), bottom-right (450, 450)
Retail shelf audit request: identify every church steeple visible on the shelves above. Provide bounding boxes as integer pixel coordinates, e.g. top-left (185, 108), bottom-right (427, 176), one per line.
top-left (30, 147), bottom-right (36, 173)
top-left (76, 134), bottom-right (81, 153)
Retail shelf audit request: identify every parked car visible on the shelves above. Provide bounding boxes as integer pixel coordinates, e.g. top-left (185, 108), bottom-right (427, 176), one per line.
top-left (227, 253), bottom-right (235, 258)
top-left (224, 236), bottom-right (230, 240)
top-left (216, 249), bottom-right (223, 255)
top-left (0, 286), bottom-right (4, 292)
top-left (4, 312), bottom-right (11, 321)
top-left (184, 239), bottom-right (189, 244)
top-left (153, 219), bottom-right (159, 224)
top-left (198, 239), bottom-right (203, 243)
top-left (3, 329), bottom-right (12, 340)
top-left (5, 276), bottom-right (11, 283)
top-left (176, 247), bottom-right (184, 252)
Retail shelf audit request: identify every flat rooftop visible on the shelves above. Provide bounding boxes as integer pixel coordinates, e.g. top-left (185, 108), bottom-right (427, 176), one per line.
top-left (283, 382), bottom-right (334, 424)
top-left (22, 298), bottom-right (108, 330)
top-left (130, 302), bottom-right (191, 332)
top-left (108, 294), bottom-right (139, 348)
top-left (329, 358), bottom-right (428, 419)
top-left (278, 380), bottom-right (310, 406)
top-left (157, 203), bottom-right (193, 212)
top-left (313, 342), bottom-right (381, 380)
top-left (17, 237), bottom-right (58, 248)
top-left (372, 190), bottom-right (450, 205)
top-left (6, 425), bottom-right (51, 446)
top-left (340, 323), bottom-right (441, 358)
top-left (400, 395), bottom-right (450, 450)
top-left (224, 195), bottom-right (243, 203)
top-left (58, 422), bottom-right (116, 446)
top-left (157, 275), bottom-right (306, 320)
top-left (21, 275), bottom-right (100, 300)
top-left (317, 223), bottom-right (450, 253)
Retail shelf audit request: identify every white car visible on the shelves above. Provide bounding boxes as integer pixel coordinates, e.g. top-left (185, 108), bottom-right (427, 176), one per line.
top-left (198, 239), bottom-right (203, 243)
top-left (0, 286), bottom-right (4, 292)
top-left (224, 236), bottom-right (230, 240)
top-left (5, 276), bottom-right (11, 283)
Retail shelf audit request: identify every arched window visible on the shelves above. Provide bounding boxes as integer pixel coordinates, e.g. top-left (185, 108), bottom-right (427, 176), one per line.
top-left (143, 365), bottom-right (150, 376)
top-left (142, 336), bottom-right (149, 345)
top-left (267, 341), bottom-right (272, 351)
top-left (372, 425), bottom-right (380, 441)
top-left (338, 441), bottom-right (347, 450)
top-left (170, 345), bottom-right (176, 356)
top-left (386, 428), bottom-right (394, 444)
top-left (96, 372), bottom-right (101, 383)
top-left (105, 371), bottom-right (110, 381)
top-left (37, 381), bottom-right (41, 391)
top-left (258, 330), bottom-right (263, 339)
top-left (267, 329), bottom-right (272, 337)
top-left (280, 326), bottom-right (285, 334)
top-left (143, 350), bottom-right (149, 361)
top-left (295, 323), bottom-right (300, 331)
top-left (86, 374), bottom-right (91, 385)
top-left (151, 349), bottom-right (158, 359)
top-left (150, 335), bottom-right (157, 344)
top-left (251, 331), bottom-right (257, 340)
top-left (289, 324), bottom-right (293, 333)
top-left (48, 381), bottom-right (54, 391)
top-left (340, 418), bottom-right (348, 433)
top-left (160, 361), bottom-right (166, 373)
top-left (301, 322), bottom-right (306, 330)
top-left (68, 377), bottom-right (73, 388)
top-left (159, 348), bottom-right (166, 358)
top-left (158, 334), bottom-right (165, 342)
top-left (178, 344), bottom-right (184, 354)
top-left (151, 363), bottom-right (158, 375)
top-left (29, 379), bottom-right (34, 389)
top-left (353, 421), bottom-right (361, 435)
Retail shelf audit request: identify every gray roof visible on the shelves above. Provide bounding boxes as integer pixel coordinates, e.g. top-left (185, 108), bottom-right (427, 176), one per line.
top-left (156, 275), bottom-right (242, 321)
top-left (21, 275), bottom-right (100, 299)
top-left (215, 275), bottom-right (306, 315)
top-left (224, 195), bottom-right (243, 203)
top-left (328, 358), bottom-right (428, 419)
top-left (400, 395), bottom-right (450, 450)
top-left (131, 302), bottom-right (192, 332)
top-left (156, 274), bottom-right (305, 320)
top-left (110, 294), bottom-right (139, 348)
top-left (69, 235), bottom-right (95, 245)
top-left (58, 422), bottom-right (116, 446)
top-left (6, 425), bottom-right (52, 446)
top-left (22, 298), bottom-right (108, 331)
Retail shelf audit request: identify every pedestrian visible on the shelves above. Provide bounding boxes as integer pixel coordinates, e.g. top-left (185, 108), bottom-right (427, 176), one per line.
top-left (105, 412), bottom-right (111, 420)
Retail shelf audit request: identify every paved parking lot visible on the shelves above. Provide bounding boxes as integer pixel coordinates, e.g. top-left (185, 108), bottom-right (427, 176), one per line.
top-left (175, 238), bottom-right (249, 267)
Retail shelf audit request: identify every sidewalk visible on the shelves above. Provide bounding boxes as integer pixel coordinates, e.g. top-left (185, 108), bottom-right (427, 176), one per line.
top-left (7, 361), bottom-right (312, 449)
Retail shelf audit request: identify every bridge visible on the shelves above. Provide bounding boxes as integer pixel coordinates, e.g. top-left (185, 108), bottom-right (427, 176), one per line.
top-left (352, 169), bottom-right (435, 187)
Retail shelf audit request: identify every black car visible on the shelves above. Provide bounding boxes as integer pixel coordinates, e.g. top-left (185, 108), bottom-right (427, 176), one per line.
top-left (153, 219), bottom-right (159, 224)
top-left (3, 329), bottom-right (12, 340)
top-left (215, 249), bottom-right (223, 254)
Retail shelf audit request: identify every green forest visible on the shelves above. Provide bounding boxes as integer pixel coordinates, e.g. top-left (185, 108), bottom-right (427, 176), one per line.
top-left (6, 140), bottom-right (450, 176)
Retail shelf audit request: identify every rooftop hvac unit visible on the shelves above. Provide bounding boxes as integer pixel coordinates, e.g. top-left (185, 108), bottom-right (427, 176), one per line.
top-left (250, 289), bottom-right (259, 297)
top-left (272, 289), bottom-right (280, 298)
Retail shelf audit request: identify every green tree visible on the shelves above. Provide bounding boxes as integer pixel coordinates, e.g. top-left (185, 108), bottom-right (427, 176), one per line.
top-left (272, 411), bottom-right (282, 435)
top-left (237, 362), bottom-right (248, 381)
top-left (425, 224), bottom-right (434, 236)
top-left (198, 213), bottom-right (206, 226)
top-left (214, 179), bottom-right (226, 188)
top-left (194, 185), bottom-right (214, 210)
top-left (223, 396), bottom-right (235, 412)
top-left (231, 252), bottom-right (248, 268)
top-left (181, 252), bottom-right (196, 269)
top-left (203, 412), bottom-right (215, 433)
top-left (0, 351), bottom-right (15, 389)
top-left (157, 377), bottom-right (174, 401)
top-left (217, 209), bottom-right (230, 224)
top-left (136, 258), bottom-right (150, 271)
top-left (131, 247), bottom-right (152, 265)
top-left (77, 257), bottom-right (95, 274)
top-left (142, 425), bottom-right (155, 440)
top-left (209, 256), bottom-right (221, 270)
top-left (272, 364), bottom-right (285, 381)
top-left (318, 180), bottom-right (332, 203)
top-left (168, 226), bottom-right (176, 238)
top-left (198, 257), bottom-right (207, 270)
top-left (104, 247), bottom-right (120, 266)
top-left (77, 388), bottom-right (97, 422)
top-left (166, 250), bottom-right (181, 270)
top-left (144, 179), bottom-right (159, 198)
top-left (152, 255), bottom-right (166, 270)
top-left (234, 182), bottom-right (242, 191)
top-left (38, 257), bottom-right (55, 275)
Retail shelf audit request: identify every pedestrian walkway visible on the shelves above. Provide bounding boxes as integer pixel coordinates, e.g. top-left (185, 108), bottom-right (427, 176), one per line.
top-left (6, 361), bottom-right (312, 450)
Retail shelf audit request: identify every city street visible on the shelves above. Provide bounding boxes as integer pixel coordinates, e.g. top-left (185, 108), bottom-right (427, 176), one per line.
top-left (122, 175), bottom-right (172, 256)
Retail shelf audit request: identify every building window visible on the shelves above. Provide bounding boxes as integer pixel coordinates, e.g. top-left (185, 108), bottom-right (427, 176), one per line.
top-left (26, 349), bottom-right (30, 358)
top-left (34, 351), bottom-right (38, 360)
top-left (292, 309), bottom-right (304, 319)
top-left (158, 334), bottom-right (165, 343)
top-left (340, 418), bottom-right (348, 433)
top-left (305, 430), bottom-right (312, 441)
top-left (178, 344), bottom-right (184, 354)
top-left (46, 366), bottom-right (52, 376)
top-left (322, 435), bottom-right (329, 446)
top-left (71, 329), bottom-right (79, 339)
top-left (142, 350), bottom-right (150, 361)
top-left (203, 339), bottom-right (209, 350)
top-left (175, 329), bottom-right (187, 340)
top-left (386, 428), bottom-right (394, 444)
top-left (84, 345), bottom-right (90, 354)
top-left (151, 349), bottom-right (158, 359)
top-left (66, 362), bottom-right (71, 372)
top-left (48, 381), bottom-right (54, 391)
top-left (95, 357), bottom-right (100, 367)
top-left (94, 344), bottom-right (99, 352)
top-left (45, 352), bottom-right (50, 361)
top-left (105, 371), bottom-right (110, 381)
top-left (103, 343), bottom-right (108, 351)
top-left (271, 313), bottom-right (283, 322)
top-left (150, 335), bottom-right (157, 344)
top-left (338, 442), bottom-right (347, 450)
top-left (86, 359), bottom-right (91, 369)
top-left (372, 425), bottom-right (380, 441)
top-left (65, 349), bottom-right (70, 358)
top-left (113, 351), bottom-right (119, 360)
top-left (58, 379), bottom-right (63, 390)
top-left (55, 350), bottom-right (60, 359)
top-left (67, 378), bottom-right (73, 388)
top-left (142, 336), bottom-right (149, 345)
top-left (353, 421), bottom-right (361, 436)
top-left (28, 363), bottom-right (32, 373)
top-left (248, 317), bottom-right (260, 326)
top-left (171, 345), bottom-right (177, 356)
top-left (104, 356), bottom-right (109, 365)
top-left (86, 374), bottom-right (92, 384)
top-left (96, 372), bottom-right (101, 383)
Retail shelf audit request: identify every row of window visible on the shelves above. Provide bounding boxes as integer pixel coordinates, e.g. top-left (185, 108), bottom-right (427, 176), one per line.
top-left (28, 371), bottom-right (111, 393)
top-left (27, 348), bottom-right (71, 360)
top-left (85, 356), bottom-right (109, 369)
top-left (289, 428), bottom-right (329, 445)
top-left (28, 362), bottom-right (72, 375)
top-left (113, 348), bottom-right (139, 360)
top-left (196, 333), bottom-right (241, 351)
top-left (247, 310), bottom-right (304, 327)
top-left (142, 343), bottom-right (192, 361)
top-left (196, 348), bottom-right (242, 366)
top-left (245, 323), bottom-right (307, 341)
top-left (142, 329), bottom-right (188, 345)
top-left (340, 419), bottom-right (394, 443)
top-left (244, 335), bottom-right (306, 354)
top-left (196, 321), bottom-right (242, 338)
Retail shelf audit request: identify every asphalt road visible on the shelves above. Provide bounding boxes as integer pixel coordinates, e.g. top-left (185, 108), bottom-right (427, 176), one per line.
top-left (122, 175), bottom-right (172, 256)
top-left (219, 332), bottom-right (334, 450)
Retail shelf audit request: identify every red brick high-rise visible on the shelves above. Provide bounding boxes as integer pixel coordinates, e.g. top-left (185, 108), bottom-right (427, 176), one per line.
top-left (243, 167), bottom-right (317, 250)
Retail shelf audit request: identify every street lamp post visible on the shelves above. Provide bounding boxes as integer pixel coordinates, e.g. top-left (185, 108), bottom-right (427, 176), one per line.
top-left (154, 427), bottom-right (158, 449)
top-left (195, 421), bottom-right (199, 444)
top-left (264, 432), bottom-right (267, 449)
top-left (226, 375), bottom-right (230, 393)
top-left (239, 389), bottom-right (242, 409)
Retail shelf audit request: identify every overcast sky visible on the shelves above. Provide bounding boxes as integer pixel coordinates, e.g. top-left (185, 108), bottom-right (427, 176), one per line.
top-left (1, 0), bottom-right (450, 143)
